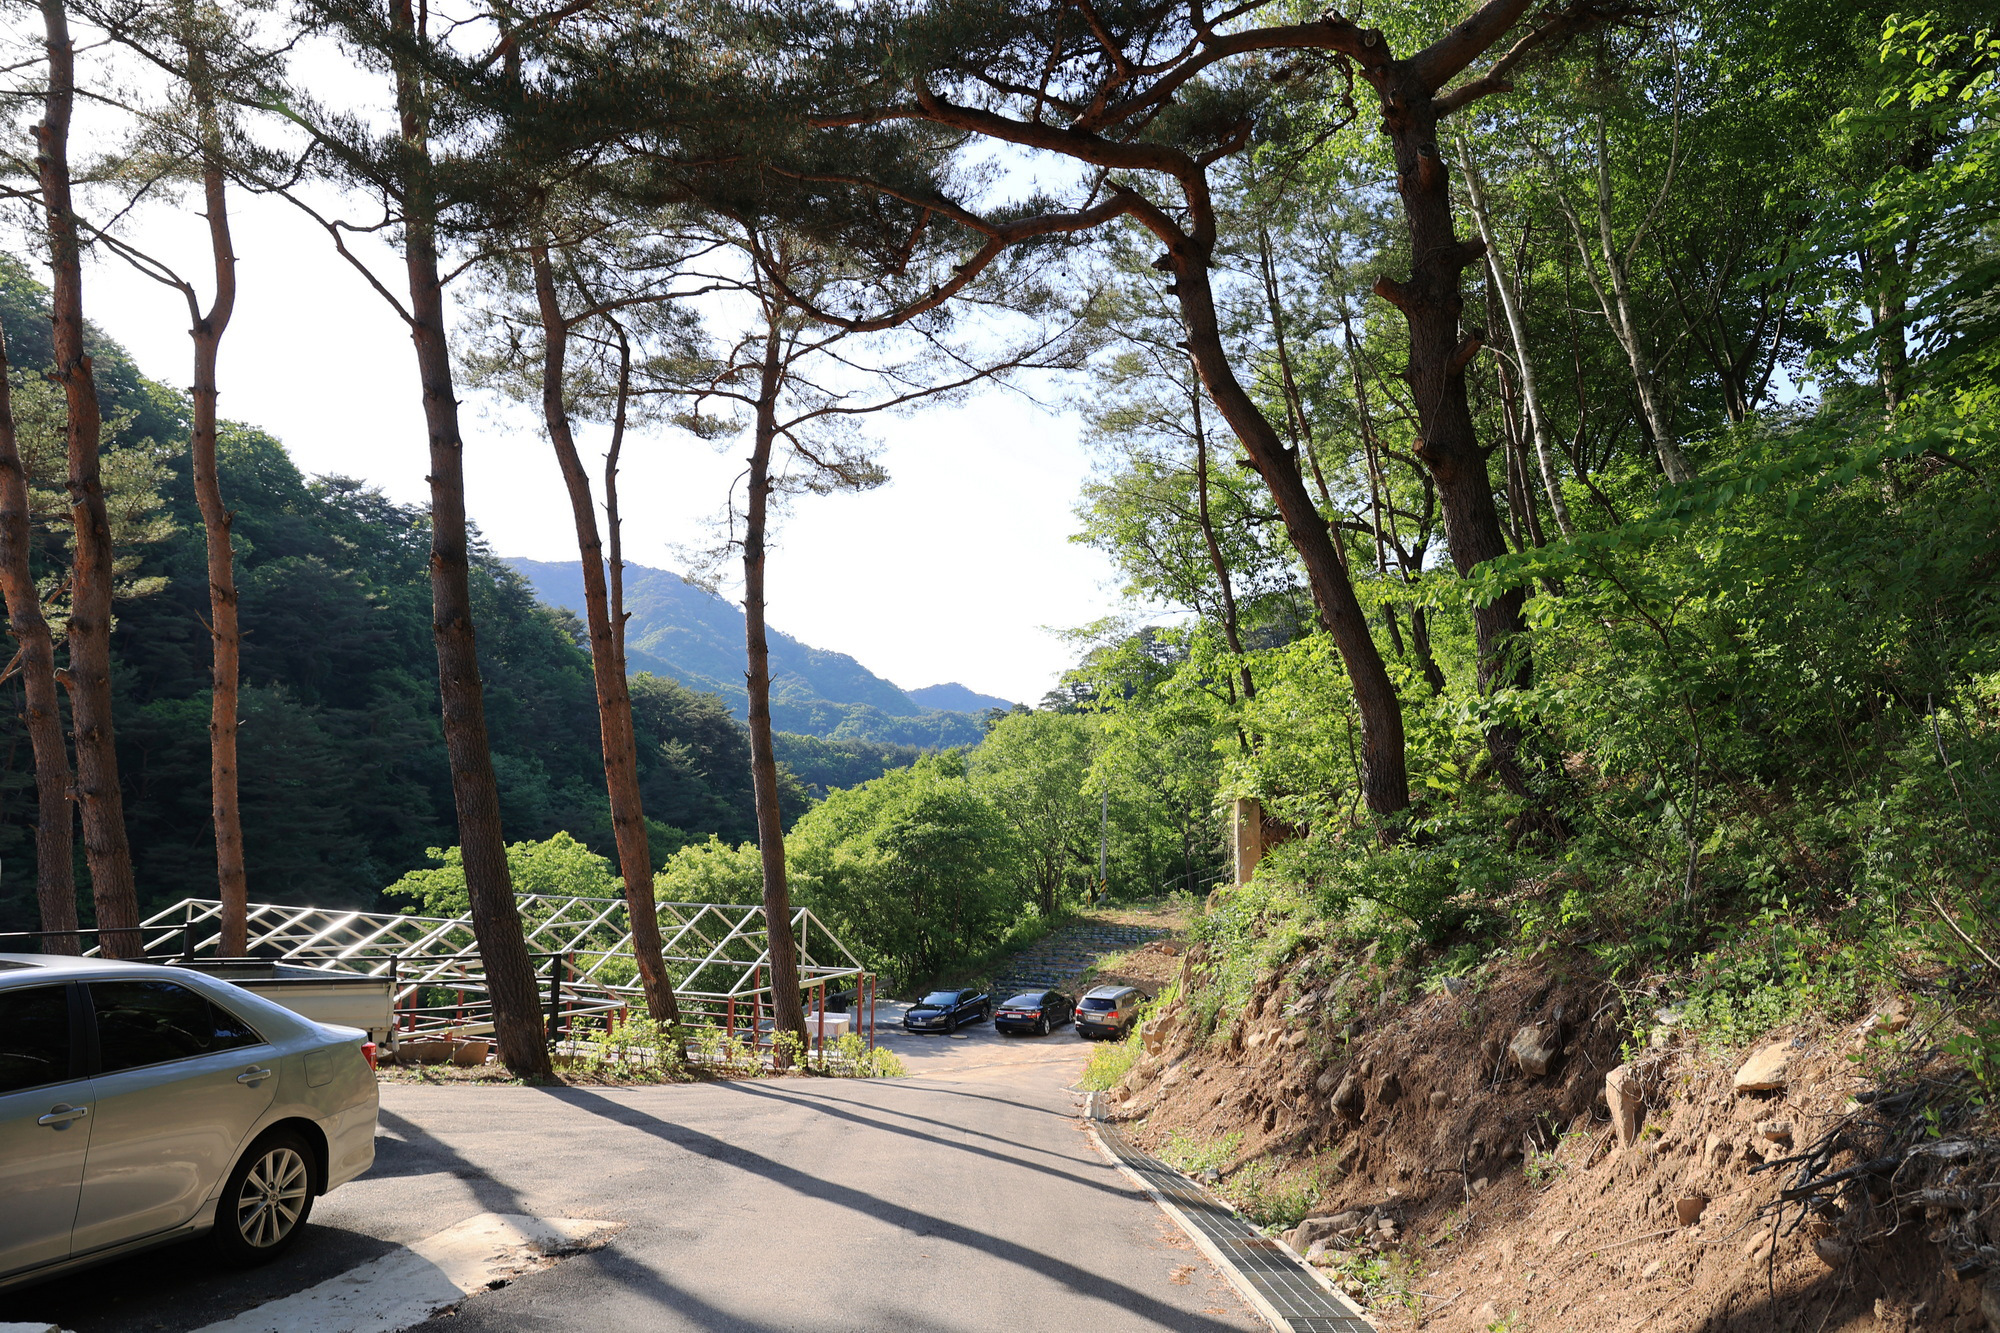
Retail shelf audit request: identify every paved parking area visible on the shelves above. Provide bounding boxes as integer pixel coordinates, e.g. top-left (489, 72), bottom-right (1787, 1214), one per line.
top-left (18, 1019), bottom-right (1261, 1333)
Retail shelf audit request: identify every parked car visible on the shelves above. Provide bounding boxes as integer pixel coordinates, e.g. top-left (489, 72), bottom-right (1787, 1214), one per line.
top-left (901, 988), bottom-right (990, 1033)
top-left (993, 990), bottom-right (1072, 1036)
top-left (0, 953), bottom-right (380, 1294)
top-left (1075, 984), bottom-right (1142, 1039)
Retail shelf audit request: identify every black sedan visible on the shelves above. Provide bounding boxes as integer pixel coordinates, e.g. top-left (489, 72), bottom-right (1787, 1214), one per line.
top-left (902, 988), bottom-right (990, 1033)
top-left (993, 990), bottom-right (1073, 1036)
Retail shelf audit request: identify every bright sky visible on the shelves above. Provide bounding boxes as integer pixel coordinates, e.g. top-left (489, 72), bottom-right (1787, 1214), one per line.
top-left (72, 184), bottom-right (1124, 708)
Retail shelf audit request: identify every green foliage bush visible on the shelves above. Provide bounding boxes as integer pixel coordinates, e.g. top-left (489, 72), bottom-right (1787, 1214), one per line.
top-left (653, 836), bottom-right (767, 905)
top-left (385, 831), bottom-right (621, 916)
top-left (788, 754), bottom-right (1020, 989)
top-left (1077, 1033), bottom-right (1144, 1091)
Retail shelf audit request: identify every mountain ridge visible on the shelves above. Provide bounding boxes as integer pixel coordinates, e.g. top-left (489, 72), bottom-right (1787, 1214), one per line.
top-left (906, 682), bottom-right (1016, 713)
top-left (504, 558), bottom-right (998, 747)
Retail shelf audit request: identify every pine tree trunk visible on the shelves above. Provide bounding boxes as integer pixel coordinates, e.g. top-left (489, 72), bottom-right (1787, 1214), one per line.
top-left (529, 242), bottom-right (679, 1028)
top-left (1170, 258), bottom-right (1410, 817)
top-left (605, 325), bottom-right (631, 668)
top-left (1373, 82), bottom-right (1533, 797)
top-left (184, 24), bottom-right (247, 954)
top-left (0, 328), bottom-right (77, 952)
top-left (390, 0), bottom-right (548, 1079)
top-left (743, 317), bottom-right (809, 1066)
top-left (36, 0), bottom-right (140, 957)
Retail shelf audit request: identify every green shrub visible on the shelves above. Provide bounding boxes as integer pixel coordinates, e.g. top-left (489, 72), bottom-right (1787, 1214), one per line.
top-left (1159, 1128), bottom-right (1244, 1175)
top-left (1077, 1034), bottom-right (1143, 1091)
top-left (824, 1031), bottom-right (908, 1078)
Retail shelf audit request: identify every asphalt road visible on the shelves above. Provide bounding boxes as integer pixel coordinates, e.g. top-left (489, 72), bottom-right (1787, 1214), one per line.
top-left (15, 1014), bottom-right (1263, 1333)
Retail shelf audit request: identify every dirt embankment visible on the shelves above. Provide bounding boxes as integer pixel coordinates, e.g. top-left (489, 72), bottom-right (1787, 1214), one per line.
top-left (1108, 947), bottom-right (1990, 1332)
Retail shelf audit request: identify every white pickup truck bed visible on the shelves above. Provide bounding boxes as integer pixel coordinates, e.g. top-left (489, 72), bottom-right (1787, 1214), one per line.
top-left (167, 959), bottom-right (397, 1044)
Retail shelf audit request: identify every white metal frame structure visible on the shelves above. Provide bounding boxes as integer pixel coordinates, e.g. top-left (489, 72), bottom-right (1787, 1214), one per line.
top-left (104, 897), bottom-right (872, 1049)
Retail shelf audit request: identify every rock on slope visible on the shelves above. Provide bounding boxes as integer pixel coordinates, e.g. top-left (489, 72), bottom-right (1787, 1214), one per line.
top-left (1109, 949), bottom-right (1983, 1332)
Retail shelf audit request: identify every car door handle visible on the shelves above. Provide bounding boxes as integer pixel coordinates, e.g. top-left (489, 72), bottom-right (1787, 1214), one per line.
top-left (37, 1104), bottom-right (88, 1127)
top-left (237, 1067), bottom-right (274, 1084)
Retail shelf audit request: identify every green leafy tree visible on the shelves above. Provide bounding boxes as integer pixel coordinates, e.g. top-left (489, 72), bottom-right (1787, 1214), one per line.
top-left (386, 831), bottom-right (620, 918)
top-left (788, 756), bottom-right (1016, 988)
top-left (973, 709), bottom-right (1098, 918)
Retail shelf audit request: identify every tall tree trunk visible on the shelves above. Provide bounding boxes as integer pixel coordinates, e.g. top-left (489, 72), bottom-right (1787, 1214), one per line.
top-left (36, 0), bottom-right (140, 956)
top-left (182, 17), bottom-right (248, 954)
top-left (1589, 115), bottom-right (1692, 483)
top-left (1187, 360), bottom-right (1252, 701)
top-left (1866, 240), bottom-right (1912, 413)
top-left (1168, 256), bottom-right (1409, 817)
top-left (605, 322), bottom-right (632, 668)
top-left (390, 0), bottom-right (548, 1079)
top-left (1457, 142), bottom-right (1575, 536)
top-left (742, 315), bottom-right (810, 1064)
top-left (1372, 79), bottom-right (1533, 797)
top-left (529, 241), bottom-right (680, 1028)
top-left (0, 328), bottom-right (77, 952)
top-left (1536, 119), bottom-right (1695, 484)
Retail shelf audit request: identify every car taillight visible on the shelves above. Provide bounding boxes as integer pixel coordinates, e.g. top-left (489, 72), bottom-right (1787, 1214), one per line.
top-left (1104, 1012), bottom-right (1119, 1021)
top-left (361, 1041), bottom-right (379, 1071)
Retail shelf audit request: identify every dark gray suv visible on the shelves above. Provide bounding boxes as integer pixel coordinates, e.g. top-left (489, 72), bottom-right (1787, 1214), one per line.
top-left (1075, 985), bottom-right (1141, 1039)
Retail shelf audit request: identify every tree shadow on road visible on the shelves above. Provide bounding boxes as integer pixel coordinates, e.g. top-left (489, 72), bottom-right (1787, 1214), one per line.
top-left (541, 1085), bottom-right (1256, 1333)
top-left (717, 1078), bottom-right (1130, 1193)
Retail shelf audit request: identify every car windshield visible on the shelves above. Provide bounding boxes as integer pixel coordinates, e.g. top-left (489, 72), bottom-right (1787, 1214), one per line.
top-left (919, 992), bottom-right (962, 1007)
top-left (1079, 996), bottom-right (1118, 1010)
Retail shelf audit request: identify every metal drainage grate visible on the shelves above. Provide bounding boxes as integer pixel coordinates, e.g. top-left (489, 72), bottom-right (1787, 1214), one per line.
top-left (1091, 1110), bottom-right (1376, 1333)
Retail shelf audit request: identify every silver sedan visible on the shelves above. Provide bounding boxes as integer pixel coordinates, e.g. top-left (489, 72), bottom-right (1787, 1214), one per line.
top-left (0, 953), bottom-right (378, 1293)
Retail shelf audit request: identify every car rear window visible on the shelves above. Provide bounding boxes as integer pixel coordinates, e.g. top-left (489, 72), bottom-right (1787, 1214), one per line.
top-left (1079, 996), bottom-right (1119, 1011)
top-left (1004, 995), bottom-right (1042, 1007)
top-left (90, 980), bottom-right (266, 1074)
top-left (0, 984), bottom-right (72, 1093)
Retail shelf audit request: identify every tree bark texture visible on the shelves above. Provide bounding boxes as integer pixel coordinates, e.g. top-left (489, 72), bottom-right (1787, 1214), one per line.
top-left (1369, 68), bottom-right (1533, 796)
top-left (183, 18), bottom-right (248, 954)
top-left (529, 242), bottom-right (680, 1029)
top-left (0, 328), bottom-right (78, 952)
top-left (1169, 257), bottom-right (1410, 816)
top-left (743, 317), bottom-right (810, 1064)
top-left (36, 0), bottom-right (141, 956)
top-left (391, 0), bottom-right (548, 1078)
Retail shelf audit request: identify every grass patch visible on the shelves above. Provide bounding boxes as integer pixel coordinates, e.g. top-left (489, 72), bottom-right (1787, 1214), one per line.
top-left (1229, 1159), bottom-right (1323, 1229)
top-left (1077, 1032), bottom-right (1143, 1090)
top-left (1159, 1127), bottom-right (1244, 1175)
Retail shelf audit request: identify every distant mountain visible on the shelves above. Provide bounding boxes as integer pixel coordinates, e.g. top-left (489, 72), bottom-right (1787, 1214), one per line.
top-left (907, 683), bottom-right (1016, 713)
top-left (505, 559), bottom-right (987, 747)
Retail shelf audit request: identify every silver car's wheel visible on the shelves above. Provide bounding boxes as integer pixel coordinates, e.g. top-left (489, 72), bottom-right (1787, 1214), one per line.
top-left (215, 1130), bottom-right (316, 1264)
top-left (240, 1146), bottom-right (310, 1246)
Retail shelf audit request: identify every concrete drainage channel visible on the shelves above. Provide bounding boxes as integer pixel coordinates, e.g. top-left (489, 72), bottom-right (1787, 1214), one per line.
top-left (1084, 1094), bottom-right (1376, 1333)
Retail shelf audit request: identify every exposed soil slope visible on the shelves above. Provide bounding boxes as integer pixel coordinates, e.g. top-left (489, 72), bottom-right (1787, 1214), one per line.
top-left (1106, 947), bottom-right (1987, 1332)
